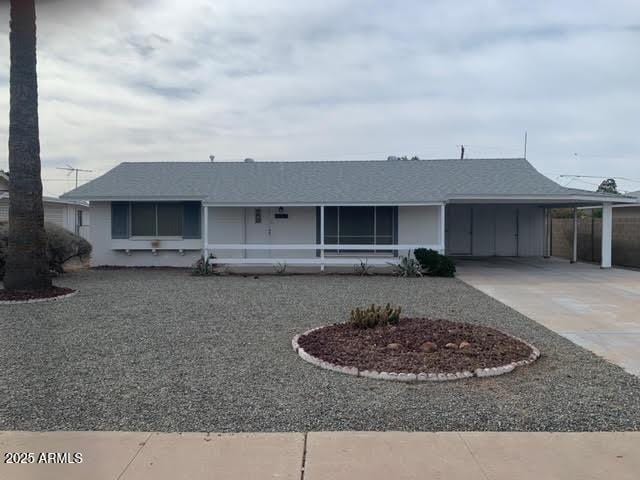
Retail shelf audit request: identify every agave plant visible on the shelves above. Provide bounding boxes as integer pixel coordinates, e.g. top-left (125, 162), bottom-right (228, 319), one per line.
top-left (274, 262), bottom-right (288, 275)
top-left (390, 253), bottom-right (423, 277)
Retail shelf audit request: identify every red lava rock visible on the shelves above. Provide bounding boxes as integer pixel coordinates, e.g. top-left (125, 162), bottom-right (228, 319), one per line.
top-left (420, 341), bottom-right (438, 353)
top-left (297, 318), bottom-right (534, 374)
top-left (0, 286), bottom-right (75, 302)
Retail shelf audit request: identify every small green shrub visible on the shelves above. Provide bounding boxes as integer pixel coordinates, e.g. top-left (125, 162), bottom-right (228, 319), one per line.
top-left (191, 254), bottom-right (218, 276)
top-left (414, 248), bottom-right (456, 277)
top-left (390, 253), bottom-right (422, 277)
top-left (349, 303), bottom-right (402, 329)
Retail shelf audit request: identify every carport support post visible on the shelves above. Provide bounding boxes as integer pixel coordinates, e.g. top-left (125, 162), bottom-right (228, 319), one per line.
top-left (439, 203), bottom-right (446, 254)
top-left (571, 207), bottom-right (578, 263)
top-left (203, 205), bottom-right (209, 260)
top-left (320, 205), bottom-right (325, 272)
top-left (601, 203), bottom-right (612, 268)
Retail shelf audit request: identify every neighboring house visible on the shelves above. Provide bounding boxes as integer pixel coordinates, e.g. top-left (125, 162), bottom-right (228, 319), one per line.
top-left (60, 158), bottom-right (635, 269)
top-left (0, 170), bottom-right (90, 238)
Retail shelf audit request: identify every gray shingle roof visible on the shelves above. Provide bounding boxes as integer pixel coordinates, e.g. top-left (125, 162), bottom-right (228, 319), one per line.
top-left (61, 158), bottom-right (631, 204)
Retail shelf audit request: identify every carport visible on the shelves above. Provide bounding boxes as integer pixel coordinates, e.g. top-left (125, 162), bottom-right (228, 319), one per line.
top-left (445, 193), bottom-right (636, 268)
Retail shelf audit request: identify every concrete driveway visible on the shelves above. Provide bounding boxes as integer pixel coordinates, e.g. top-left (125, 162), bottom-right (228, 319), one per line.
top-left (458, 257), bottom-right (640, 376)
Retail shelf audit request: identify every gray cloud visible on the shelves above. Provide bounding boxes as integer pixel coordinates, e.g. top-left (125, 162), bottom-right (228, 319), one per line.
top-left (0, 0), bottom-right (638, 195)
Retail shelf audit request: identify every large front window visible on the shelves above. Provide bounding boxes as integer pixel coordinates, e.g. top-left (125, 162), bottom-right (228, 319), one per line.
top-left (112, 201), bottom-right (201, 239)
top-left (324, 206), bottom-right (396, 251)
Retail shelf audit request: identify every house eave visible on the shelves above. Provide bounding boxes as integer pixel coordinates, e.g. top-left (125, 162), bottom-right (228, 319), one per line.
top-left (447, 193), bottom-right (636, 205)
top-left (61, 195), bottom-right (206, 202)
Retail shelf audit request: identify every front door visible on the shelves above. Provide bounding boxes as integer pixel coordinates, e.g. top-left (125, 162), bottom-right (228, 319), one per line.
top-left (446, 205), bottom-right (472, 255)
top-left (245, 207), bottom-right (271, 258)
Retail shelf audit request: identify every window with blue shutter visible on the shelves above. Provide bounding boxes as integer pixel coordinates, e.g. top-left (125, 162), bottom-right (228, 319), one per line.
top-left (182, 202), bottom-right (201, 239)
top-left (111, 202), bottom-right (130, 238)
top-left (112, 201), bottom-right (201, 239)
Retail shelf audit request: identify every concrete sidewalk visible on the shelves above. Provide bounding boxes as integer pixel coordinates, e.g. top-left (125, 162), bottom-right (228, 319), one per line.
top-left (1, 431), bottom-right (639, 480)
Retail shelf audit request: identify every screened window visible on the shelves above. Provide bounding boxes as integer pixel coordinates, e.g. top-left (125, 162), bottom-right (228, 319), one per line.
top-left (323, 206), bottom-right (396, 250)
top-left (157, 203), bottom-right (183, 236)
top-left (131, 203), bottom-right (156, 236)
top-left (112, 202), bottom-right (201, 239)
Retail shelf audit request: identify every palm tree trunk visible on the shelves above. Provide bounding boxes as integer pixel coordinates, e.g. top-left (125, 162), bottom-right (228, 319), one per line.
top-left (4, 0), bottom-right (51, 291)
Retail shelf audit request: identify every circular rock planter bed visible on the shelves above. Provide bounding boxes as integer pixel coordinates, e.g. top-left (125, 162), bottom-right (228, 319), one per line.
top-left (293, 316), bottom-right (540, 382)
top-left (0, 287), bottom-right (77, 305)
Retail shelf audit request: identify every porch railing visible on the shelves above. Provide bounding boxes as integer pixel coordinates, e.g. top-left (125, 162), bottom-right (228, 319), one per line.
top-left (205, 243), bottom-right (443, 270)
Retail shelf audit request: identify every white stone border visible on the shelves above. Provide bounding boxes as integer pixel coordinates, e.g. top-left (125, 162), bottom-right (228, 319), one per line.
top-left (292, 325), bottom-right (540, 382)
top-left (0, 289), bottom-right (78, 305)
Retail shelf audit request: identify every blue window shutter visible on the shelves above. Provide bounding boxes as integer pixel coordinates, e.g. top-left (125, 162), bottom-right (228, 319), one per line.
top-left (182, 202), bottom-right (201, 239)
top-left (111, 202), bottom-right (129, 238)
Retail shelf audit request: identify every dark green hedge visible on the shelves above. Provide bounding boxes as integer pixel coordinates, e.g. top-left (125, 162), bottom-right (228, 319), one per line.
top-left (414, 248), bottom-right (456, 277)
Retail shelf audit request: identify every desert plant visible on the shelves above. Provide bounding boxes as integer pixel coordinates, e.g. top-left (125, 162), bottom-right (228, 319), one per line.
top-left (414, 248), bottom-right (456, 277)
top-left (390, 253), bottom-right (422, 277)
top-left (274, 262), bottom-right (287, 275)
top-left (349, 303), bottom-right (402, 329)
top-left (353, 259), bottom-right (373, 276)
top-left (0, 222), bottom-right (91, 279)
top-left (191, 253), bottom-right (217, 276)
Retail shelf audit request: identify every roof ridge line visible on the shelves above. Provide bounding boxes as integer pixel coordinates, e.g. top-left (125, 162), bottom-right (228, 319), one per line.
top-left (119, 157), bottom-right (527, 165)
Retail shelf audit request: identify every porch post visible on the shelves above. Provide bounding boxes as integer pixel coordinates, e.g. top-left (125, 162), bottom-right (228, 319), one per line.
top-left (203, 204), bottom-right (209, 259)
top-left (320, 205), bottom-right (325, 272)
top-left (601, 203), bottom-right (612, 268)
top-left (571, 207), bottom-right (578, 263)
top-left (439, 203), bottom-right (446, 254)
top-left (543, 208), bottom-right (551, 258)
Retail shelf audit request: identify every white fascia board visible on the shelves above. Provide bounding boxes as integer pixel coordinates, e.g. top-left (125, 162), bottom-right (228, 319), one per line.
top-left (579, 203), bottom-right (640, 210)
top-left (447, 194), bottom-right (636, 204)
top-left (1, 193), bottom-right (88, 206)
top-left (202, 201), bottom-right (446, 207)
top-left (62, 196), bottom-right (206, 202)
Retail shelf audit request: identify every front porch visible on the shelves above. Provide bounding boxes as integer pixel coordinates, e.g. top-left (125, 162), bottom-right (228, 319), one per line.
top-left (203, 204), bottom-right (445, 270)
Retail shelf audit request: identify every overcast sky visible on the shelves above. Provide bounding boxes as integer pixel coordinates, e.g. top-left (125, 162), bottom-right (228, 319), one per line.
top-left (1, 0), bottom-right (639, 196)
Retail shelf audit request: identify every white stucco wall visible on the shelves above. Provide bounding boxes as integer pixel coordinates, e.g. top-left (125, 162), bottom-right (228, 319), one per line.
top-left (87, 203), bottom-right (450, 267)
top-left (397, 205), bottom-right (442, 248)
top-left (207, 207), bottom-right (244, 259)
top-left (89, 201), bottom-right (202, 267)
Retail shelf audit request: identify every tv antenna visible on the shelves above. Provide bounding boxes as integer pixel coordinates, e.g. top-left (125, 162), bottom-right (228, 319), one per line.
top-left (56, 165), bottom-right (93, 188)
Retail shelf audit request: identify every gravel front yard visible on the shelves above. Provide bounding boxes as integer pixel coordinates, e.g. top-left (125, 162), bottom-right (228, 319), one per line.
top-left (1, 269), bottom-right (639, 432)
